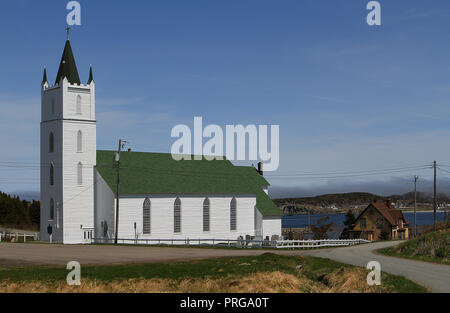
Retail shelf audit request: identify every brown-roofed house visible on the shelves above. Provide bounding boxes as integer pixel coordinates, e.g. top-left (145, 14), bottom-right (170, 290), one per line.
top-left (349, 200), bottom-right (409, 241)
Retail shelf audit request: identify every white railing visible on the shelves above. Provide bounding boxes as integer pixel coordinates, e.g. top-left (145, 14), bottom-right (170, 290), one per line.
top-left (92, 237), bottom-right (371, 249)
top-left (275, 239), bottom-right (371, 248)
top-left (0, 232), bottom-right (39, 243)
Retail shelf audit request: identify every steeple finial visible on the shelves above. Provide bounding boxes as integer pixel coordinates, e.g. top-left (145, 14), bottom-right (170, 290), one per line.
top-left (42, 67), bottom-right (48, 85)
top-left (66, 26), bottom-right (70, 41)
top-left (88, 65), bottom-right (94, 84)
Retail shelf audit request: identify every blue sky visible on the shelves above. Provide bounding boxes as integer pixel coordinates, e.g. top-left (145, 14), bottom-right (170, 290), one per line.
top-left (1, 0), bottom-right (450, 198)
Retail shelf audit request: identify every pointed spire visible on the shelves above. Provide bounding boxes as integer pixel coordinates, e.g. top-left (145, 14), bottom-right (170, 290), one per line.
top-left (55, 38), bottom-right (81, 85)
top-left (88, 65), bottom-right (94, 84)
top-left (42, 67), bottom-right (48, 85)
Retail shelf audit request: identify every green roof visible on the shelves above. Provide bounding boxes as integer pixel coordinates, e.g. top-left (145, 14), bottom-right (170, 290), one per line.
top-left (55, 40), bottom-right (81, 85)
top-left (96, 150), bottom-right (282, 217)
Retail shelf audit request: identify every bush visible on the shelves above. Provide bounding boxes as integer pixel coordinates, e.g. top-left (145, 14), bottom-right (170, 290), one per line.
top-left (379, 231), bottom-right (390, 240)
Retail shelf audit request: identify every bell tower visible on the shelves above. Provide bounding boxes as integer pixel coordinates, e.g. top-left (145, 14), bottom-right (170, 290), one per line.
top-left (40, 34), bottom-right (96, 243)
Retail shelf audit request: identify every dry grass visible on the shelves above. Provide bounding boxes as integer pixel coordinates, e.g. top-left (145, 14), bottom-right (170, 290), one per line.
top-left (0, 268), bottom-right (387, 293)
top-left (308, 267), bottom-right (390, 293)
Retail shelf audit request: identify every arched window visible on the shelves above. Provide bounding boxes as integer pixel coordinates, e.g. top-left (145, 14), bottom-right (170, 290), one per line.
top-left (77, 162), bottom-right (83, 185)
top-left (49, 132), bottom-right (54, 153)
top-left (77, 130), bottom-right (82, 152)
top-left (76, 95), bottom-right (82, 114)
top-left (49, 198), bottom-right (54, 220)
top-left (143, 198), bottom-right (151, 234)
top-left (174, 197), bottom-right (181, 233)
top-left (203, 198), bottom-right (210, 232)
top-left (50, 163), bottom-right (54, 186)
top-left (230, 197), bottom-right (237, 231)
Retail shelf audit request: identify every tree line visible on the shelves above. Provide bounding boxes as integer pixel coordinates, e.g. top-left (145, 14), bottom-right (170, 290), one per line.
top-left (0, 191), bottom-right (40, 230)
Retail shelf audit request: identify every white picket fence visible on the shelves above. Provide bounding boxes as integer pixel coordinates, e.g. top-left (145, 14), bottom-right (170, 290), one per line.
top-left (0, 232), bottom-right (39, 243)
top-left (93, 237), bottom-right (371, 249)
top-left (275, 239), bottom-right (371, 248)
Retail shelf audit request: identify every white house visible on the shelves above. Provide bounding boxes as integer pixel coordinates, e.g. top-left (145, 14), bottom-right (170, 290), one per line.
top-left (40, 37), bottom-right (282, 244)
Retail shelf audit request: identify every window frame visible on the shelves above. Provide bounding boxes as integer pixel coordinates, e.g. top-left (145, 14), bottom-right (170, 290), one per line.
top-left (360, 218), bottom-right (367, 229)
top-left (77, 162), bottom-right (83, 186)
top-left (230, 197), bottom-right (237, 231)
top-left (49, 162), bottom-right (55, 186)
top-left (76, 95), bottom-right (82, 114)
top-left (143, 197), bottom-right (151, 234)
top-left (174, 197), bottom-right (181, 233)
top-left (77, 130), bottom-right (83, 153)
top-left (203, 198), bottom-right (210, 232)
top-left (49, 198), bottom-right (54, 220)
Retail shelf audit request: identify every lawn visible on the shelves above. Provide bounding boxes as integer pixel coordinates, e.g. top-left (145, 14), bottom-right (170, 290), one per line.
top-left (378, 228), bottom-right (450, 265)
top-left (0, 253), bottom-right (427, 293)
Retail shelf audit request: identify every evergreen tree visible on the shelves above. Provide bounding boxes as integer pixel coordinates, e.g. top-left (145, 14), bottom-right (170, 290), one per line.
top-left (0, 191), bottom-right (40, 229)
top-left (340, 209), bottom-right (356, 239)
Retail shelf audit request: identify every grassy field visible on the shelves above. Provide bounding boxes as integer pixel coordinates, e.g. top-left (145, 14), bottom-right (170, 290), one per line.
top-left (378, 228), bottom-right (449, 265)
top-left (0, 253), bottom-right (427, 293)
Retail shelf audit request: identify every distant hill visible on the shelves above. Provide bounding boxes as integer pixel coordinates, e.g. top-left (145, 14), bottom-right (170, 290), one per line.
top-left (0, 191), bottom-right (40, 230)
top-left (388, 191), bottom-right (449, 202)
top-left (274, 192), bottom-right (382, 207)
top-left (273, 191), bottom-right (450, 215)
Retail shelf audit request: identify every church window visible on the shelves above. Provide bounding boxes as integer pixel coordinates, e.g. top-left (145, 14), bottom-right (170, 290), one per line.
top-left (77, 130), bottom-right (82, 152)
top-left (203, 198), bottom-right (210, 232)
top-left (77, 162), bottom-right (83, 185)
top-left (50, 198), bottom-right (54, 220)
top-left (230, 197), bottom-right (237, 231)
top-left (143, 198), bottom-right (151, 234)
top-left (50, 163), bottom-right (54, 186)
top-left (76, 95), bottom-right (82, 114)
top-left (174, 197), bottom-right (181, 233)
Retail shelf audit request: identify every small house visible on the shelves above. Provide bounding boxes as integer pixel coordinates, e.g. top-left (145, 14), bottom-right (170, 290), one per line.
top-left (350, 200), bottom-right (409, 241)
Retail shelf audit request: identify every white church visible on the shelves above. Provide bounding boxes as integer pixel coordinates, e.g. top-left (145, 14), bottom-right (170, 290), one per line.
top-left (40, 36), bottom-right (282, 244)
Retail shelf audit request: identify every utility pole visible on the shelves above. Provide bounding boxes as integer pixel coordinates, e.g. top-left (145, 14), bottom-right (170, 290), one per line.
top-left (433, 161), bottom-right (437, 231)
top-left (114, 139), bottom-right (122, 244)
top-left (414, 176), bottom-right (418, 237)
top-left (308, 209), bottom-right (311, 231)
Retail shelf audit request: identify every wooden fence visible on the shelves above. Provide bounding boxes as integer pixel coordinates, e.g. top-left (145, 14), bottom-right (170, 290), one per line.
top-left (0, 232), bottom-right (39, 243)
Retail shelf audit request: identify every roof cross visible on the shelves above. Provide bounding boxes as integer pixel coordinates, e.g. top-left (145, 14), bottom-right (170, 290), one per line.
top-left (66, 26), bottom-right (71, 40)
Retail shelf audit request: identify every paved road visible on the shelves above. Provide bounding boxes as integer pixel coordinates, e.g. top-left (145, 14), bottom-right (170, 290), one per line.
top-left (1, 241), bottom-right (448, 292)
top-left (291, 241), bottom-right (450, 293)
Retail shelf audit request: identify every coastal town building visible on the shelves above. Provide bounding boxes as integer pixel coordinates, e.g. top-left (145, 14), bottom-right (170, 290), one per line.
top-left (350, 200), bottom-right (409, 240)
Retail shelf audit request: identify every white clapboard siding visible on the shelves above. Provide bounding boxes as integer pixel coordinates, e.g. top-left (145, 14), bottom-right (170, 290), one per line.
top-left (41, 78), bottom-right (96, 244)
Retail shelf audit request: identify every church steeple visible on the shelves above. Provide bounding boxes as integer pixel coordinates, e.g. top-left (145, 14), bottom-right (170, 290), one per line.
top-left (87, 65), bottom-right (94, 84)
top-left (55, 39), bottom-right (81, 85)
top-left (42, 67), bottom-right (48, 85)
